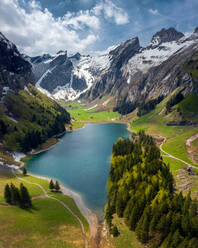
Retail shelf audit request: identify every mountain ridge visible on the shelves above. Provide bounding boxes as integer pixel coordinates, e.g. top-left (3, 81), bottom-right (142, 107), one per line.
top-left (83, 27), bottom-right (198, 115)
top-left (24, 27), bottom-right (198, 116)
top-left (0, 34), bottom-right (70, 153)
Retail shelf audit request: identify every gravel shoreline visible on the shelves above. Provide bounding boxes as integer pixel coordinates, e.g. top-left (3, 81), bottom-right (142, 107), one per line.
top-left (23, 171), bottom-right (98, 238)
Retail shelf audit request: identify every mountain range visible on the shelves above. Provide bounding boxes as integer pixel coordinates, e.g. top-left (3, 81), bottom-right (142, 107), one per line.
top-left (0, 32), bottom-right (70, 153)
top-left (20, 27), bottom-right (198, 116)
top-left (0, 26), bottom-right (198, 119)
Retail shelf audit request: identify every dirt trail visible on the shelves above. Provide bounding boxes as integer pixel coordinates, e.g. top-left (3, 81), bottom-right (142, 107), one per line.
top-left (160, 138), bottom-right (197, 169)
top-left (186, 133), bottom-right (198, 146)
top-left (186, 132), bottom-right (198, 164)
top-left (102, 98), bottom-right (111, 107)
top-left (12, 170), bottom-right (89, 248)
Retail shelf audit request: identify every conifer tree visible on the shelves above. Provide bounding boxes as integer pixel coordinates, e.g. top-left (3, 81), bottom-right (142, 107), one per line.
top-left (182, 191), bottom-right (191, 214)
top-left (4, 184), bottom-right (11, 204)
top-left (169, 229), bottom-right (183, 248)
top-left (116, 194), bottom-right (125, 217)
top-left (20, 183), bottom-right (32, 208)
top-left (136, 207), bottom-right (150, 243)
top-left (22, 167), bottom-right (27, 176)
top-left (10, 183), bottom-right (21, 205)
top-left (49, 179), bottom-right (54, 191)
top-left (55, 180), bottom-right (60, 192)
top-left (105, 204), bottom-right (113, 228)
top-left (149, 210), bottom-right (161, 234)
top-left (181, 214), bottom-right (191, 237)
top-left (111, 225), bottom-right (119, 237)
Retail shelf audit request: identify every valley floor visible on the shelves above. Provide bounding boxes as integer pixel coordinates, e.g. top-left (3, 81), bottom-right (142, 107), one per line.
top-left (0, 98), bottom-right (198, 248)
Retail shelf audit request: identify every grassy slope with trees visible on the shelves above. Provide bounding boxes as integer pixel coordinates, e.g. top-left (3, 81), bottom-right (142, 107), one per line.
top-left (130, 91), bottom-right (198, 201)
top-left (131, 91), bottom-right (198, 166)
top-left (0, 84), bottom-right (70, 153)
top-left (0, 172), bottom-right (88, 248)
top-left (105, 132), bottom-right (198, 248)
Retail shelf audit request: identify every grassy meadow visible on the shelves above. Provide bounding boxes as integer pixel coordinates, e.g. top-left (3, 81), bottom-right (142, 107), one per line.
top-left (59, 101), bottom-right (121, 123)
top-left (131, 95), bottom-right (198, 167)
top-left (110, 215), bottom-right (144, 248)
top-left (0, 172), bottom-right (89, 248)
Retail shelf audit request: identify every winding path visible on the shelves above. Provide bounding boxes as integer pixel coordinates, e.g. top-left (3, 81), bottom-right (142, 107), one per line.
top-left (12, 169), bottom-right (88, 248)
top-left (160, 138), bottom-right (197, 169)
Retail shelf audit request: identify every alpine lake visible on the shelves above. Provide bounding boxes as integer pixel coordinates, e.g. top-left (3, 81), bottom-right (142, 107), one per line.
top-left (26, 123), bottom-right (130, 215)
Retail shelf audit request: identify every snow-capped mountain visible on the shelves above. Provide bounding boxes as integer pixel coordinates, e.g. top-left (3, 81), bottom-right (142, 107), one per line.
top-left (22, 27), bottom-right (198, 114)
top-left (83, 27), bottom-right (198, 114)
top-left (28, 48), bottom-right (113, 100)
top-left (123, 28), bottom-right (198, 81)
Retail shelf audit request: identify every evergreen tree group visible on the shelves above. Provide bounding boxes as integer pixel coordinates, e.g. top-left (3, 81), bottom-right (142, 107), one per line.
top-left (4, 183), bottom-right (32, 209)
top-left (105, 131), bottom-right (198, 248)
top-left (49, 179), bottom-right (60, 192)
top-left (166, 92), bottom-right (184, 113)
top-left (1, 84), bottom-right (70, 153)
top-left (22, 167), bottom-right (27, 175)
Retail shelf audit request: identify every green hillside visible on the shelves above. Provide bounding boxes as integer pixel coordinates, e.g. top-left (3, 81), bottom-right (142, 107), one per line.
top-left (0, 84), bottom-right (70, 153)
top-left (182, 51), bottom-right (198, 79)
top-left (177, 94), bottom-right (198, 122)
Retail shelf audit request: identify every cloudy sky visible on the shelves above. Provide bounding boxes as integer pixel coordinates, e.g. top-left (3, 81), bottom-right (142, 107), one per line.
top-left (0, 0), bottom-right (198, 56)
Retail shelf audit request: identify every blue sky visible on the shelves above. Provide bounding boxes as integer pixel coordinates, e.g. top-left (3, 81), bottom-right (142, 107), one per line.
top-left (0, 0), bottom-right (198, 56)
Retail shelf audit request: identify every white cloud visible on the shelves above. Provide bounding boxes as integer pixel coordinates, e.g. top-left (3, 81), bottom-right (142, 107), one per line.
top-left (0, 0), bottom-right (129, 56)
top-left (93, 0), bottom-right (129, 25)
top-left (0, 0), bottom-right (98, 56)
top-left (63, 10), bottom-right (100, 30)
top-left (148, 9), bottom-right (159, 15)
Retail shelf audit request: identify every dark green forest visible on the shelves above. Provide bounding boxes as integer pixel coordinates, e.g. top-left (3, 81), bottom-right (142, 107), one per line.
top-left (105, 131), bottom-right (198, 248)
top-left (0, 84), bottom-right (70, 152)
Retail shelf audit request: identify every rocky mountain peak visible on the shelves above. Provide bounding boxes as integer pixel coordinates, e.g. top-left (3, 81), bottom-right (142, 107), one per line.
top-left (194, 27), bottom-right (198, 33)
top-left (57, 50), bottom-right (67, 56)
top-left (29, 54), bottom-right (51, 64)
top-left (49, 52), bottom-right (68, 67)
top-left (0, 32), bottom-right (34, 95)
top-left (0, 32), bottom-right (32, 75)
top-left (150, 27), bottom-right (184, 47)
top-left (110, 37), bottom-right (140, 56)
top-left (70, 52), bottom-right (81, 60)
top-left (109, 37), bottom-right (141, 69)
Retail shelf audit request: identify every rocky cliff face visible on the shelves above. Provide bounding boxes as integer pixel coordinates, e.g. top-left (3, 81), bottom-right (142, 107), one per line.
top-left (81, 37), bottom-right (141, 102)
top-left (149, 27), bottom-right (184, 48)
top-left (30, 49), bottom-right (112, 100)
top-left (21, 26), bottom-right (198, 115)
top-left (0, 32), bottom-right (34, 96)
top-left (82, 27), bottom-right (198, 114)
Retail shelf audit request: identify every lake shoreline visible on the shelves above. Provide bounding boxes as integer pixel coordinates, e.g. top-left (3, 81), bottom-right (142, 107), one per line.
top-left (25, 171), bottom-right (98, 238)
top-left (72, 120), bottom-right (131, 130)
top-left (17, 122), bottom-right (131, 240)
top-left (27, 121), bottom-right (131, 157)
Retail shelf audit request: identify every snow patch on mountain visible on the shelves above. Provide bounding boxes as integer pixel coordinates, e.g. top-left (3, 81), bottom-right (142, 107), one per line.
top-left (33, 28), bottom-right (198, 100)
top-left (124, 33), bottom-right (198, 83)
top-left (34, 50), bottom-right (112, 100)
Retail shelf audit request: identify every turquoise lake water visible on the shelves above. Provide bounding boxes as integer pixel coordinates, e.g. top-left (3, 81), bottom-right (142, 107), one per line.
top-left (26, 123), bottom-right (130, 214)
